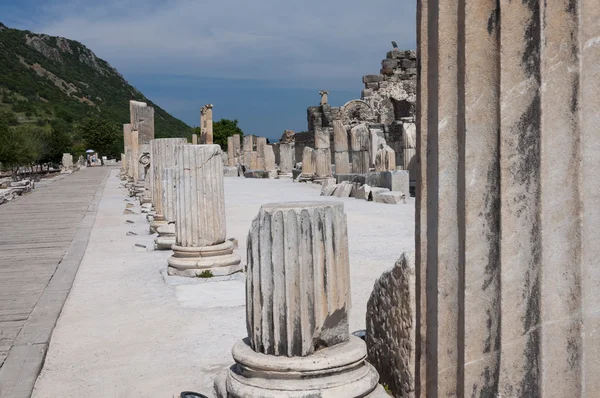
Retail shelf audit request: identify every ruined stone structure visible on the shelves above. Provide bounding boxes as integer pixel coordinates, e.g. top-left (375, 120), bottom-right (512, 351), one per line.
top-left (333, 120), bottom-right (351, 174)
top-left (215, 202), bottom-right (387, 397)
top-left (60, 153), bottom-right (73, 174)
top-left (301, 146), bottom-right (315, 177)
top-left (415, 1), bottom-right (600, 397)
top-left (150, 138), bottom-right (188, 247)
top-left (256, 137), bottom-right (267, 171)
top-left (128, 100), bottom-right (155, 199)
top-left (278, 142), bottom-right (295, 176)
top-left (293, 46), bottom-right (416, 176)
top-left (167, 144), bottom-right (241, 277)
top-left (314, 128), bottom-right (332, 178)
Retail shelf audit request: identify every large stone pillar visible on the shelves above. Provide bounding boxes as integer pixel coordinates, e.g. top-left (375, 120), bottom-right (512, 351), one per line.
top-left (227, 136), bottom-right (235, 166)
top-left (256, 137), bottom-right (267, 170)
top-left (301, 146), bottom-right (316, 178)
top-left (215, 202), bottom-right (387, 397)
top-left (242, 135), bottom-right (254, 168)
top-left (192, 134), bottom-right (198, 145)
top-left (60, 153), bottom-right (73, 174)
top-left (279, 142), bottom-right (295, 176)
top-left (264, 145), bottom-right (276, 177)
top-left (150, 138), bottom-right (188, 242)
top-left (233, 134), bottom-right (242, 159)
top-left (130, 130), bottom-right (139, 183)
top-left (416, 1), bottom-right (600, 397)
top-left (167, 144), bottom-right (241, 277)
top-left (123, 124), bottom-right (132, 180)
top-left (333, 120), bottom-right (350, 174)
top-left (350, 124), bottom-right (370, 174)
top-left (314, 127), bottom-right (332, 178)
top-left (374, 144), bottom-right (395, 172)
top-left (204, 104), bottom-right (214, 144)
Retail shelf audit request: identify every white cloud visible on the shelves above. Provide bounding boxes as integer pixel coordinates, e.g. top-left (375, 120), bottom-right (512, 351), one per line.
top-left (32, 0), bottom-right (416, 88)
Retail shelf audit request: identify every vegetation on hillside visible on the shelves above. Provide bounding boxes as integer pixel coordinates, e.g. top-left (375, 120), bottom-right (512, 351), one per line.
top-left (192, 118), bottom-right (244, 150)
top-left (0, 22), bottom-right (192, 174)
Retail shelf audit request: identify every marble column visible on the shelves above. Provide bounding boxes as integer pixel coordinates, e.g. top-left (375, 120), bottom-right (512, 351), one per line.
top-left (264, 145), bottom-right (276, 177)
top-left (192, 134), bottom-right (198, 145)
top-left (60, 153), bottom-right (73, 174)
top-left (150, 138), bottom-right (188, 241)
top-left (279, 142), bottom-right (295, 176)
top-left (314, 127), bottom-right (332, 178)
top-left (256, 137), bottom-right (267, 171)
top-left (167, 144), bottom-right (241, 277)
top-left (333, 120), bottom-right (351, 174)
top-left (375, 144), bottom-right (395, 172)
top-left (204, 104), bottom-right (214, 144)
top-left (227, 136), bottom-right (235, 166)
top-left (215, 202), bottom-right (387, 397)
top-left (242, 135), bottom-right (254, 168)
top-left (130, 130), bottom-right (139, 183)
top-left (123, 124), bottom-right (132, 180)
top-left (233, 134), bottom-right (242, 160)
top-left (154, 168), bottom-right (177, 249)
top-left (350, 124), bottom-right (370, 174)
top-left (416, 1), bottom-right (600, 397)
top-left (200, 107), bottom-right (206, 143)
top-left (301, 146), bottom-right (316, 177)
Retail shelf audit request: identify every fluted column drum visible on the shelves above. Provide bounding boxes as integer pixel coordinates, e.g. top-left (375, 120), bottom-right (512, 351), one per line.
top-left (350, 125), bottom-right (370, 174)
top-left (279, 142), bottom-right (295, 175)
top-left (301, 147), bottom-right (316, 177)
top-left (168, 144), bottom-right (241, 277)
top-left (333, 120), bottom-right (351, 174)
top-left (246, 202), bottom-right (350, 357)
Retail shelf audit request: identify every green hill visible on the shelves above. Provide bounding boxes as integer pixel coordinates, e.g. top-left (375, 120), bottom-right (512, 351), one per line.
top-left (0, 22), bottom-right (192, 170)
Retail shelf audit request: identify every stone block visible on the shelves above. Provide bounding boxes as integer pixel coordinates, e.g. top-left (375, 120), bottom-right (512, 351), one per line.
top-left (366, 252), bottom-right (415, 398)
top-left (333, 181), bottom-right (353, 197)
top-left (401, 59), bottom-right (417, 68)
top-left (365, 82), bottom-right (379, 89)
top-left (362, 74), bottom-right (383, 83)
top-left (373, 191), bottom-right (405, 204)
top-left (355, 184), bottom-right (371, 201)
top-left (386, 49), bottom-right (402, 59)
top-left (382, 170), bottom-right (410, 194)
top-left (244, 170), bottom-right (270, 179)
top-left (223, 166), bottom-right (239, 177)
top-left (369, 187), bottom-right (390, 201)
top-left (335, 174), bottom-right (367, 186)
top-left (365, 172), bottom-right (385, 188)
top-left (362, 89), bottom-right (373, 98)
top-left (321, 183), bottom-right (338, 196)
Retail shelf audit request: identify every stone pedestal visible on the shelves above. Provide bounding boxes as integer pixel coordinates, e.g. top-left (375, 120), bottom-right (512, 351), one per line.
top-left (415, 1), bottom-right (600, 396)
top-left (300, 147), bottom-right (316, 178)
top-left (167, 144), bottom-right (241, 277)
top-left (279, 142), bottom-right (295, 176)
top-left (215, 202), bottom-right (387, 397)
top-left (350, 125), bottom-right (370, 174)
top-left (333, 120), bottom-right (350, 174)
top-left (149, 138), bottom-right (188, 235)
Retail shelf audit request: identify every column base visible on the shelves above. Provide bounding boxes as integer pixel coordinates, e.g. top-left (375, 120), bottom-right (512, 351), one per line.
top-left (214, 336), bottom-right (387, 398)
top-left (149, 217), bottom-right (168, 234)
top-left (154, 223), bottom-right (176, 250)
top-left (167, 240), bottom-right (242, 277)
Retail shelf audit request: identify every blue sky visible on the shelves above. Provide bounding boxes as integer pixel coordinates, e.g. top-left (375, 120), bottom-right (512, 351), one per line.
top-left (0, 0), bottom-right (416, 140)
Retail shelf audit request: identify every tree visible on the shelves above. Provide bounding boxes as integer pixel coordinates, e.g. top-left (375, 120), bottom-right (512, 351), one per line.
top-left (213, 119), bottom-right (244, 149)
top-left (78, 117), bottom-right (120, 164)
top-left (41, 122), bottom-right (73, 165)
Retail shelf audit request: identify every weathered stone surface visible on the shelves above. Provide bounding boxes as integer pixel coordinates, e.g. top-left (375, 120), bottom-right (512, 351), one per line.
top-left (368, 187), bottom-right (389, 201)
top-left (319, 178), bottom-right (337, 196)
top-left (333, 120), bottom-right (351, 175)
top-left (150, 138), bottom-right (187, 222)
top-left (168, 144), bottom-right (241, 277)
top-left (369, 130), bottom-right (387, 167)
top-left (373, 191), bottom-right (405, 204)
top-left (192, 134), bottom-right (198, 145)
top-left (264, 145), bottom-right (276, 172)
top-left (249, 151), bottom-right (260, 170)
top-left (314, 128), bottom-right (330, 150)
top-left (416, 1), bottom-right (600, 396)
top-left (60, 153), bottom-right (73, 173)
top-left (375, 144), bottom-right (396, 172)
top-left (232, 134), bottom-right (242, 157)
top-left (246, 202), bottom-right (350, 357)
top-left (314, 148), bottom-right (332, 178)
top-left (227, 136), bottom-right (235, 166)
top-left (366, 252), bottom-right (415, 398)
top-left (279, 142), bottom-right (295, 174)
top-left (244, 170), bottom-right (270, 179)
top-left (350, 125), bottom-right (370, 174)
top-left (334, 181), bottom-right (353, 198)
top-left (223, 166), bottom-right (239, 177)
top-left (363, 74), bottom-right (384, 83)
top-left (301, 147), bottom-right (316, 177)
top-left (382, 170), bottom-right (409, 194)
top-left (355, 184), bottom-right (371, 201)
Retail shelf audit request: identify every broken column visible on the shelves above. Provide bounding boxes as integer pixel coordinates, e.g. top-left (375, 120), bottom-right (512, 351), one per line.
top-left (415, 1), bottom-right (600, 397)
top-left (167, 144), bottom-right (241, 277)
top-left (301, 146), bottom-right (316, 178)
top-left (279, 142), bottom-right (295, 176)
top-left (375, 144), bottom-right (396, 172)
top-left (150, 138), bottom-right (188, 244)
top-left (333, 120), bottom-right (351, 174)
top-left (256, 137), bottom-right (267, 170)
top-left (192, 134), bottom-right (198, 145)
top-left (402, 123), bottom-right (416, 180)
top-left (264, 145), bottom-right (277, 178)
top-left (233, 134), bottom-right (242, 160)
top-left (201, 104), bottom-right (214, 144)
top-left (314, 127), bottom-right (332, 179)
top-left (215, 202), bottom-right (387, 397)
top-left (122, 124), bottom-right (132, 180)
top-left (350, 124), bottom-right (370, 174)
top-left (242, 135), bottom-right (254, 168)
top-left (227, 136), bottom-right (235, 166)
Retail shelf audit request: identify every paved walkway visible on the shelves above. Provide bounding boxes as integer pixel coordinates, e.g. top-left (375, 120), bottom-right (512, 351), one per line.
top-left (0, 167), bottom-right (111, 398)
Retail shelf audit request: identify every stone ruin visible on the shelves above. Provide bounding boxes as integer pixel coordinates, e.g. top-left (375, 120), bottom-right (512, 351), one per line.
top-left (215, 202), bottom-right (388, 397)
top-left (293, 45), bottom-right (417, 181)
top-left (226, 133), bottom-right (278, 178)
